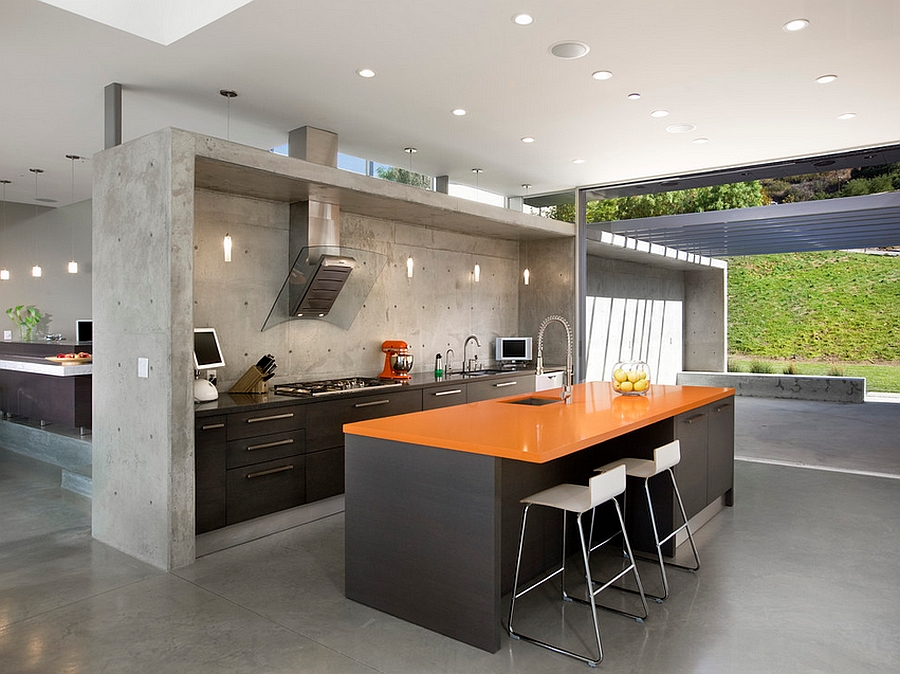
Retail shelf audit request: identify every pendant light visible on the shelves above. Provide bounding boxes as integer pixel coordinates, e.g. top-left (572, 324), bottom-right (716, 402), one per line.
top-left (220, 89), bottom-right (237, 141)
top-left (29, 168), bottom-right (43, 277)
top-left (66, 154), bottom-right (80, 273)
top-left (223, 233), bottom-right (233, 262)
top-left (0, 179), bottom-right (10, 280)
top-left (521, 184), bottom-right (531, 285)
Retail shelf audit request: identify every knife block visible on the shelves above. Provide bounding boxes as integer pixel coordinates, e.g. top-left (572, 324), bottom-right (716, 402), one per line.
top-left (229, 365), bottom-right (268, 394)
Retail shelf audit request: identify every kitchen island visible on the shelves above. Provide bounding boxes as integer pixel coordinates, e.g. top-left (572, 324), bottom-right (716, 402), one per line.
top-left (0, 354), bottom-right (92, 429)
top-left (343, 382), bottom-right (734, 652)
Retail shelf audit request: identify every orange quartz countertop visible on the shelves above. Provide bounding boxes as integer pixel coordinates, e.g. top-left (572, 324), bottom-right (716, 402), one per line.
top-left (344, 382), bottom-right (734, 464)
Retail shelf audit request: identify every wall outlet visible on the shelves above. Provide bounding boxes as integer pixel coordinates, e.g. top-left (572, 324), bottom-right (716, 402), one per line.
top-left (137, 357), bottom-right (149, 378)
top-left (2, 330), bottom-right (11, 341)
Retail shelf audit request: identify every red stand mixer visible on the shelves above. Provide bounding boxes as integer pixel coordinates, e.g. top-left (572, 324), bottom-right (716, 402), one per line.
top-left (379, 340), bottom-right (414, 380)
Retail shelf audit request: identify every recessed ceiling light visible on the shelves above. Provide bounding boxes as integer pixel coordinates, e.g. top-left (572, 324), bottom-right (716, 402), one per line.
top-left (666, 123), bottom-right (696, 133)
top-left (783, 18), bottom-right (809, 32)
top-left (549, 41), bottom-right (590, 59)
top-left (452, 108), bottom-right (467, 116)
top-left (837, 112), bottom-right (857, 120)
top-left (650, 110), bottom-right (670, 118)
top-left (626, 92), bottom-right (641, 100)
top-left (693, 137), bottom-right (709, 144)
top-left (591, 70), bottom-right (613, 81)
top-left (815, 74), bottom-right (838, 84)
top-left (512, 13), bottom-right (533, 25)
top-left (572, 158), bottom-right (586, 164)
top-left (521, 136), bottom-right (535, 143)
top-left (356, 68), bottom-right (376, 78)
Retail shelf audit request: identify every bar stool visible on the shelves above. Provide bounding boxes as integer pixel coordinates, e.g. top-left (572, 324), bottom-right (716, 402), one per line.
top-left (507, 464), bottom-right (648, 667)
top-left (596, 439), bottom-right (700, 602)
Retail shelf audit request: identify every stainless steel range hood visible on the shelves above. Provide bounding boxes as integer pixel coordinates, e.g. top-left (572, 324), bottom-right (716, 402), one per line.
top-left (262, 127), bottom-right (386, 331)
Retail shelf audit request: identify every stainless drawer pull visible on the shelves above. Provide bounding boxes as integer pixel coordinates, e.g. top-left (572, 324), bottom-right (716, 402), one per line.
top-left (246, 412), bottom-right (294, 424)
top-left (684, 413), bottom-right (708, 424)
top-left (434, 389), bottom-right (463, 396)
top-left (200, 422), bottom-right (225, 430)
top-left (246, 438), bottom-right (294, 452)
top-left (246, 465), bottom-right (294, 479)
top-left (715, 403), bottom-right (732, 412)
top-left (494, 381), bottom-right (518, 388)
top-left (354, 399), bottom-right (390, 408)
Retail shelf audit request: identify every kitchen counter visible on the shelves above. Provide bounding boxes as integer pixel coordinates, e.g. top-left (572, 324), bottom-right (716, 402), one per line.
top-left (344, 382), bottom-right (732, 463)
top-left (343, 382), bottom-right (735, 652)
top-left (0, 356), bottom-right (92, 377)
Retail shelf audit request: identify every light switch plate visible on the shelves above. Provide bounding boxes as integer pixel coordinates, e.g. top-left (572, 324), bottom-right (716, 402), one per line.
top-left (2, 330), bottom-right (11, 341)
top-left (137, 357), bottom-right (149, 378)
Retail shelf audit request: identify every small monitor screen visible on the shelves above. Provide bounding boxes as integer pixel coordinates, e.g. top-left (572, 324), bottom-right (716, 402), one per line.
top-left (76, 319), bottom-right (92, 343)
top-left (496, 337), bottom-right (532, 362)
top-left (193, 328), bottom-right (225, 370)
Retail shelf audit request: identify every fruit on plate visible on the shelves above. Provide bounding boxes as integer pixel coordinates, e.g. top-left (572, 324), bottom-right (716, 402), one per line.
top-left (55, 352), bottom-right (91, 359)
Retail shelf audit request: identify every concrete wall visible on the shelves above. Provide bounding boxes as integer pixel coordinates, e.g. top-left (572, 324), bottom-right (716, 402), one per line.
top-left (518, 238), bottom-right (576, 368)
top-left (584, 256), bottom-right (685, 384)
top-left (193, 190), bottom-right (520, 386)
top-left (92, 128), bottom-right (197, 569)
top-left (683, 268), bottom-right (727, 372)
top-left (0, 200), bottom-right (92, 341)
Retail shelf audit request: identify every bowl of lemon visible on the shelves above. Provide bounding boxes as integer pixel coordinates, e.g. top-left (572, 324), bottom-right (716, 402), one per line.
top-left (611, 361), bottom-right (651, 396)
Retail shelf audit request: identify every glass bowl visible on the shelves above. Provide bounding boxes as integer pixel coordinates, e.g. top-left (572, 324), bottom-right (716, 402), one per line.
top-left (611, 361), bottom-right (651, 396)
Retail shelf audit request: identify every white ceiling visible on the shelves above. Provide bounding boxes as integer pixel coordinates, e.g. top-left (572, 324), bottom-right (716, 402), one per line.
top-left (2, 0), bottom-right (899, 209)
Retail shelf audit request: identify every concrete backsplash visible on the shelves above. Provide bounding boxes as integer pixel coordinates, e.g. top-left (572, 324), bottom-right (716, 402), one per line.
top-left (193, 189), bottom-right (521, 386)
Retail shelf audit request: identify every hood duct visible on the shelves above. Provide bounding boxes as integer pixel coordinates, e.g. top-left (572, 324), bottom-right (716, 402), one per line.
top-left (262, 127), bottom-right (386, 331)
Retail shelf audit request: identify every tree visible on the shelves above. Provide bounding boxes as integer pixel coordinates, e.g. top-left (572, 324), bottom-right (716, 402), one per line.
top-left (375, 166), bottom-right (432, 189)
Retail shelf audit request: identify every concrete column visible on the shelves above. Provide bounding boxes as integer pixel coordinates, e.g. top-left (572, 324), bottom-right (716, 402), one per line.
top-left (92, 128), bottom-right (196, 569)
top-left (683, 267), bottom-right (727, 371)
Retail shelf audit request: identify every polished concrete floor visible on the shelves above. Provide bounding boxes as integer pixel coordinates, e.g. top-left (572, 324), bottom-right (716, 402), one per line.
top-left (1, 399), bottom-right (898, 673)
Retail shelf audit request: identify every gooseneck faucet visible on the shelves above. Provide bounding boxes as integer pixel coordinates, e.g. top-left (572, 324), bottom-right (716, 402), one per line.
top-left (536, 315), bottom-right (573, 403)
top-left (444, 348), bottom-right (455, 375)
top-left (463, 334), bottom-right (481, 373)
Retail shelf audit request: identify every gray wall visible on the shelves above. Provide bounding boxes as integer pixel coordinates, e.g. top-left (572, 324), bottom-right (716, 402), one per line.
top-left (193, 189), bottom-right (520, 387)
top-left (0, 200), bottom-right (92, 341)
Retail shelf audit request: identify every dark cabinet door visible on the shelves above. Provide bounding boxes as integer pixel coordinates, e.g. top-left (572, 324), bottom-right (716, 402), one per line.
top-left (673, 406), bottom-right (710, 520)
top-left (195, 416), bottom-right (227, 533)
top-left (226, 404), bottom-right (306, 440)
top-left (466, 373), bottom-right (534, 402)
top-left (306, 447), bottom-right (345, 502)
top-left (226, 456), bottom-right (306, 525)
top-left (226, 429), bottom-right (306, 469)
top-left (707, 397), bottom-right (735, 504)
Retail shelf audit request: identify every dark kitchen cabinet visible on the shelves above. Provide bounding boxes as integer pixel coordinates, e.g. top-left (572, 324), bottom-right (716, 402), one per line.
top-left (673, 406), bottom-right (711, 520)
top-left (226, 454), bottom-right (306, 524)
top-left (195, 415), bottom-right (227, 534)
top-left (707, 398), bottom-right (735, 505)
top-left (423, 383), bottom-right (467, 409)
top-left (306, 388), bottom-right (423, 503)
top-left (465, 372), bottom-right (534, 402)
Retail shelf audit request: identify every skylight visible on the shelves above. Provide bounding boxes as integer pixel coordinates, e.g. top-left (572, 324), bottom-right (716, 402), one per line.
top-left (37, 0), bottom-right (255, 45)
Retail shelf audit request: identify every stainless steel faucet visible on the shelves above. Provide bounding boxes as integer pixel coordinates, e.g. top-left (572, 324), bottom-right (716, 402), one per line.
top-left (444, 348), bottom-right (455, 375)
top-left (463, 335), bottom-right (481, 373)
top-left (536, 315), bottom-right (573, 403)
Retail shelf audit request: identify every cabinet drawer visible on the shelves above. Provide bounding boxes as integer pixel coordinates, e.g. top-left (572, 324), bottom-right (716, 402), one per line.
top-left (226, 405), bottom-right (305, 440)
top-left (673, 407), bottom-right (710, 520)
top-left (226, 456), bottom-right (306, 525)
top-left (226, 428), bottom-right (306, 469)
top-left (467, 374), bottom-right (534, 402)
top-left (423, 384), bottom-right (467, 409)
top-left (307, 389), bottom-right (422, 451)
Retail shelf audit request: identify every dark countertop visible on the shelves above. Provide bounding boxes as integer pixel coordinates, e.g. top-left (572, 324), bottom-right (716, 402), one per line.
top-left (194, 367), bottom-right (540, 417)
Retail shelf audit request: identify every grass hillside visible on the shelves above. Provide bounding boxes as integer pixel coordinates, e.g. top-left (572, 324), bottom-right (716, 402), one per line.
top-left (726, 251), bottom-right (900, 363)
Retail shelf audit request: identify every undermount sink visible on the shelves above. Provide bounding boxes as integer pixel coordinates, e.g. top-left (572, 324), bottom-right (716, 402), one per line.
top-left (505, 396), bottom-right (562, 406)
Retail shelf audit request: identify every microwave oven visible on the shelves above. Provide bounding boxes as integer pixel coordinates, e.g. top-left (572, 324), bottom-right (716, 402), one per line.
top-left (495, 337), bottom-right (533, 363)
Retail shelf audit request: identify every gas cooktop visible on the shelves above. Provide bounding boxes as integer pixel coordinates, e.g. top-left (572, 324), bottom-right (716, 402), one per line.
top-left (273, 377), bottom-right (402, 398)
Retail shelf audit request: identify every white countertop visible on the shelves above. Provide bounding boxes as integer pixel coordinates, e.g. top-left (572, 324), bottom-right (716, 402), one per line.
top-left (0, 357), bottom-right (92, 377)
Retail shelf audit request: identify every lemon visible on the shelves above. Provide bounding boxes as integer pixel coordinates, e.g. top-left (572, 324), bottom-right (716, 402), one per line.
top-left (636, 370), bottom-right (647, 381)
top-left (613, 368), bottom-right (628, 383)
top-left (627, 370), bottom-right (640, 383)
top-left (613, 380), bottom-right (621, 391)
top-left (620, 380), bottom-right (634, 392)
top-left (633, 378), bottom-right (649, 392)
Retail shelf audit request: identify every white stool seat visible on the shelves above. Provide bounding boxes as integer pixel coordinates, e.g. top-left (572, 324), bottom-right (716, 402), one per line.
top-left (595, 439), bottom-right (700, 602)
top-left (507, 464), bottom-right (648, 667)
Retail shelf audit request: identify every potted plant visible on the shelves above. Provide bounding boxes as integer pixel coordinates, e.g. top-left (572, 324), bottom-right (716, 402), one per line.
top-left (6, 305), bottom-right (42, 342)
